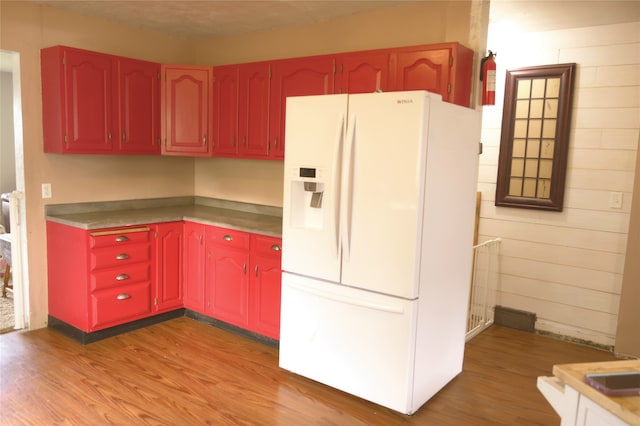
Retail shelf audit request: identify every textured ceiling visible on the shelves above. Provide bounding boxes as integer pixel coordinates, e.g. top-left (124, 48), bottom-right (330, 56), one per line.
top-left (35, 0), bottom-right (640, 39)
top-left (490, 0), bottom-right (640, 32)
top-left (36, 1), bottom-right (399, 39)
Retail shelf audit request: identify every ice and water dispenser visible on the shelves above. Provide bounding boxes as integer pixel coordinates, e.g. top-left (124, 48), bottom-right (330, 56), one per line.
top-left (289, 167), bottom-right (325, 230)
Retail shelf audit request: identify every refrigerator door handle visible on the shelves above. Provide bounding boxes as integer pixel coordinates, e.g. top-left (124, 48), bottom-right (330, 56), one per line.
top-left (287, 281), bottom-right (405, 314)
top-left (341, 115), bottom-right (356, 261)
top-left (332, 114), bottom-right (345, 258)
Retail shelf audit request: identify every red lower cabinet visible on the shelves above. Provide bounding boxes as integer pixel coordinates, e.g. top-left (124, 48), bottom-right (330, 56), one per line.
top-left (249, 234), bottom-right (282, 340)
top-left (152, 222), bottom-right (184, 312)
top-left (183, 221), bottom-right (206, 311)
top-left (203, 226), bottom-right (282, 340)
top-left (205, 227), bottom-right (250, 327)
top-left (47, 219), bottom-right (281, 341)
top-left (47, 221), bottom-right (154, 332)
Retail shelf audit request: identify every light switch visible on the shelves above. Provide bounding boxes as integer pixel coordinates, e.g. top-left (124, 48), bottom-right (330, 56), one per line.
top-left (609, 192), bottom-right (623, 209)
top-left (42, 183), bottom-right (52, 199)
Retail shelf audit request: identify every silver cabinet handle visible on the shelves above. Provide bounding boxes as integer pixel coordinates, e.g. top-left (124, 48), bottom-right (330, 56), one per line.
top-left (115, 235), bottom-right (129, 242)
top-left (271, 244), bottom-right (281, 251)
top-left (223, 235), bottom-right (232, 241)
top-left (254, 265), bottom-right (259, 277)
top-left (117, 293), bottom-right (130, 300)
top-left (116, 253), bottom-right (129, 260)
top-left (243, 262), bottom-right (247, 274)
top-left (116, 274), bottom-right (129, 281)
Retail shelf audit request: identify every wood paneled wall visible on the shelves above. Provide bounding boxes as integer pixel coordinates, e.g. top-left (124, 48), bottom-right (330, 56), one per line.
top-left (478, 21), bottom-right (640, 347)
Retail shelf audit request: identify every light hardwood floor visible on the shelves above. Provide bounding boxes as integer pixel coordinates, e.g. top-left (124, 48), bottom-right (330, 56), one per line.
top-left (0, 318), bottom-right (618, 425)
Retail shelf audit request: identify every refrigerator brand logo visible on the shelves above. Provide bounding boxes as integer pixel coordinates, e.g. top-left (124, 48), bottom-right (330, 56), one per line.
top-left (396, 99), bottom-right (414, 104)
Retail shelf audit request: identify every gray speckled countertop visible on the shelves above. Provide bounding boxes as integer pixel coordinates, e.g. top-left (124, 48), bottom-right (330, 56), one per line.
top-left (45, 197), bottom-right (283, 237)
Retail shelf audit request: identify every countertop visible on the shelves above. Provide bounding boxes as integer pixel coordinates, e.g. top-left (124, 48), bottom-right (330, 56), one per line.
top-left (553, 359), bottom-right (640, 425)
top-left (45, 197), bottom-right (283, 237)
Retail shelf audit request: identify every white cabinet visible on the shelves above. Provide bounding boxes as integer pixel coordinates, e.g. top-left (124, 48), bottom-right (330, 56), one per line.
top-left (537, 367), bottom-right (636, 426)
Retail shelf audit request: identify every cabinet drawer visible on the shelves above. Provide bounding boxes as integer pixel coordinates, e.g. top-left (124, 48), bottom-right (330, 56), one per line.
top-left (90, 227), bottom-right (150, 248)
top-left (90, 262), bottom-right (151, 291)
top-left (252, 234), bottom-right (282, 257)
top-left (90, 282), bottom-right (151, 329)
top-left (90, 243), bottom-right (151, 270)
top-left (207, 226), bottom-right (250, 250)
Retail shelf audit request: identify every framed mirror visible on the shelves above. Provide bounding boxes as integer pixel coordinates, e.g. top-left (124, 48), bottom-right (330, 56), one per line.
top-left (495, 63), bottom-right (576, 211)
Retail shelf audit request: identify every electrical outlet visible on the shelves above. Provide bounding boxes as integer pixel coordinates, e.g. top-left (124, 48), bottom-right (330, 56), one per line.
top-left (42, 183), bottom-right (52, 199)
top-left (610, 191), bottom-right (623, 209)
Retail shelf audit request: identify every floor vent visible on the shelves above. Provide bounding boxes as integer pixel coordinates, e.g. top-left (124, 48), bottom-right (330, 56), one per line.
top-left (494, 305), bottom-right (536, 332)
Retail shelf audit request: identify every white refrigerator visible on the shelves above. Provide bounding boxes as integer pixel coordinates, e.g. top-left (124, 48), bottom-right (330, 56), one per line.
top-left (279, 91), bottom-right (481, 415)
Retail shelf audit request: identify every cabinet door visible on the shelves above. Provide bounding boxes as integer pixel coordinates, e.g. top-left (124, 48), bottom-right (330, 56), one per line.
top-left (183, 222), bottom-right (206, 311)
top-left (205, 227), bottom-right (250, 327)
top-left (64, 48), bottom-right (115, 153)
top-left (249, 235), bottom-right (282, 340)
top-left (238, 62), bottom-right (270, 159)
top-left (269, 56), bottom-right (335, 159)
top-left (392, 48), bottom-right (451, 101)
top-left (117, 58), bottom-right (161, 154)
top-left (153, 222), bottom-right (183, 312)
top-left (162, 65), bottom-right (212, 156)
top-left (212, 65), bottom-right (239, 156)
top-left (335, 52), bottom-right (390, 94)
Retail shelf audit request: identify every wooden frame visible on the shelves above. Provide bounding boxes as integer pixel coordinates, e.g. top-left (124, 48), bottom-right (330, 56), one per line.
top-left (495, 63), bottom-right (576, 211)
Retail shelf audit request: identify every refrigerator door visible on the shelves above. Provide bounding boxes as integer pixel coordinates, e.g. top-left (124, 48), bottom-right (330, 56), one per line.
top-left (282, 94), bottom-right (348, 282)
top-left (340, 91), bottom-right (429, 299)
top-left (279, 272), bottom-right (419, 414)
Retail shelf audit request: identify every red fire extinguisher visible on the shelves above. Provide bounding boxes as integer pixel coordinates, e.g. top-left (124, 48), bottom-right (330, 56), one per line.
top-left (480, 51), bottom-right (496, 106)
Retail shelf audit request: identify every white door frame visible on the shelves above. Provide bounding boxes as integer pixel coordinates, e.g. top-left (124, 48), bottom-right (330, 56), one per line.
top-left (1, 49), bottom-right (29, 330)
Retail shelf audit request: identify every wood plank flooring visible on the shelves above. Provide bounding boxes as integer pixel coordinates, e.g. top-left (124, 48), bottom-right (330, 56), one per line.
top-left (0, 318), bottom-right (619, 425)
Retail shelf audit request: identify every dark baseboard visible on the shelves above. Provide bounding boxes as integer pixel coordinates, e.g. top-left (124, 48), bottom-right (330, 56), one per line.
top-left (47, 309), bottom-right (279, 349)
top-left (48, 309), bottom-right (185, 344)
top-left (494, 305), bottom-right (536, 332)
top-left (184, 310), bottom-right (279, 349)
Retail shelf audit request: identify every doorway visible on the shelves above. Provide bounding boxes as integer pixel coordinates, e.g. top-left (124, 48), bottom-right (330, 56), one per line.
top-left (0, 49), bottom-right (29, 332)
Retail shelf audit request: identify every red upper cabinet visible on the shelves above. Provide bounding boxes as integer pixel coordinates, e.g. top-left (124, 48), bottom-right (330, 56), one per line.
top-left (212, 65), bottom-right (240, 156)
top-left (269, 56), bottom-right (335, 160)
top-left (390, 42), bottom-right (473, 107)
top-left (41, 46), bottom-right (161, 155)
top-left (212, 62), bottom-right (270, 159)
top-left (42, 46), bottom-right (114, 154)
top-left (117, 58), bottom-right (161, 154)
top-left (238, 62), bottom-right (271, 159)
top-left (161, 65), bottom-right (213, 157)
top-left (335, 51), bottom-right (390, 94)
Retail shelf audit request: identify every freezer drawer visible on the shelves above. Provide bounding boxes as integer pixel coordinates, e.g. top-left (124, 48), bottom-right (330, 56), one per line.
top-left (279, 273), bottom-right (420, 414)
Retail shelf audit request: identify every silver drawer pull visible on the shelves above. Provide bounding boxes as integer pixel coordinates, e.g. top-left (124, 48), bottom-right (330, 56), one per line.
top-left (271, 244), bottom-right (281, 251)
top-left (116, 253), bottom-right (129, 260)
top-left (223, 235), bottom-right (233, 241)
top-left (115, 235), bottom-right (129, 242)
top-left (116, 274), bottom-right (129, 281)
top-left (117, 293), bottom-right (130, 300)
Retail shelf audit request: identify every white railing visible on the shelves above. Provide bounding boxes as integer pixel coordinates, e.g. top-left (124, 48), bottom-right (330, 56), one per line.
top-left (466, 238), bottom-right (501, 341)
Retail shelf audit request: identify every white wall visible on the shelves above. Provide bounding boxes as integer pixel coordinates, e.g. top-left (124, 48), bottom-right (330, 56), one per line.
top-left (479, 20), bottom-right (640, 347)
